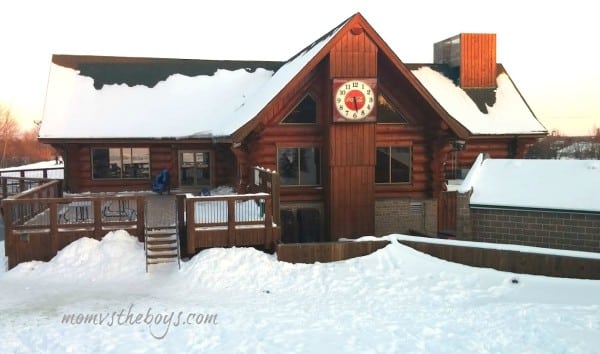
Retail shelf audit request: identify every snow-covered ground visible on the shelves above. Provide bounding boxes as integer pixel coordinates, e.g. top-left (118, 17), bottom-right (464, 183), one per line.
top-left (1, 231), bottom-right (599, 353)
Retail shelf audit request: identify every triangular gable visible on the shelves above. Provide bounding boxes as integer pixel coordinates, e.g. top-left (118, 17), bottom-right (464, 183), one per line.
top-left (232, 12), bottom-right (474, 142)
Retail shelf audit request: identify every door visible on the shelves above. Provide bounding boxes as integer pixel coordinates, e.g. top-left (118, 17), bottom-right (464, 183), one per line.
top-left (179, 151), bottom-right (211, 189)
top-left (438, 191), bottom-right (457, 237)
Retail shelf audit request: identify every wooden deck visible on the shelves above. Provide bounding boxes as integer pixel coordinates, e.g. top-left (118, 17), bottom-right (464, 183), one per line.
top-left (2, 167), bottom-right (282, 269)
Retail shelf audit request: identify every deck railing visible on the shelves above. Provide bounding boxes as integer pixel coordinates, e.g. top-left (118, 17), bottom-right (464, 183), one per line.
top-left (1, 177), bottom-right (62, 200)
top-left (2, 192), bottom-right (144, 269)
top-left (0, 166), bottom-right (64, 179)
top-left (183, 193), bottom-right (279, 253)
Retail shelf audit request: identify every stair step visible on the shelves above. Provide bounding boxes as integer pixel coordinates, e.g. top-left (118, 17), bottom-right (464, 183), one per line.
top-left (147, 252), bottom-right (178, 259)
top-left (147, 234), bottom-right (177, 241)
top-left (147, 244), bottom-right (177, 250)
top-left (147, 228), bottom-right (176, 233)
top-left (148, 247), bottom-right (177, 256)
top-left (147, 258), bottom-right (178, 265)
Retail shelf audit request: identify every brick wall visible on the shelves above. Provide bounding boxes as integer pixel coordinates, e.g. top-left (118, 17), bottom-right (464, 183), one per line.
top-left (470, 208), bottom-right (600, 253)
top-left (375, 198), bottom-right (437, 236)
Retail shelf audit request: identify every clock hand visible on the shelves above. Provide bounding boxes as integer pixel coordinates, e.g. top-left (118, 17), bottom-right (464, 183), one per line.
top-left (353, 96), bottom-right (358, 112)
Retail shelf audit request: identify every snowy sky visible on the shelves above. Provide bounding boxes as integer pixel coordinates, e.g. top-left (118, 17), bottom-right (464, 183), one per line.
top-left (1, 0), bottom-right (599, 136)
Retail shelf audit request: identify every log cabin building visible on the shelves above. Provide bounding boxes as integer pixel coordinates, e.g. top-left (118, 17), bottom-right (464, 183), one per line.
top-left (38, 13), bottom-right (547, 241)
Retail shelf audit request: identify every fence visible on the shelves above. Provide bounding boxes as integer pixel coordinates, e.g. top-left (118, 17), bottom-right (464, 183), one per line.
top-left (277, 241), bottom-right (391, 263)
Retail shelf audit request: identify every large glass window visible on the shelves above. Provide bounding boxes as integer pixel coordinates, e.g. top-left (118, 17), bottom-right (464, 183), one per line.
top-left (92, 147), bottom-right (150, 179)
top-left (281, 95), bottom-right (317, 124)
top-left (278, 147), bottom-right (320, 186)
top-left (375, 146), bottom-right (411, 183)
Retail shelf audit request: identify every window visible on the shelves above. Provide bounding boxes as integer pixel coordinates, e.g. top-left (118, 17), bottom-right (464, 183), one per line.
top-left (377, 93), bottom-right (408, 123)
top-left (281, 95), bottom-right (317, 124)
top-left (375, 146), bottom-right (411, 183)
top-left (277, 147), bottom-right (320, 186)
top-left (92, 147), bottom-right (150, 179)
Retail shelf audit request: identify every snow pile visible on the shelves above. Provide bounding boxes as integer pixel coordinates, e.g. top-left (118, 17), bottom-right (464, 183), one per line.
top-left (6, 230), bottom-right (145, 281)
top-left (412, 67), bottom-right (547, 135)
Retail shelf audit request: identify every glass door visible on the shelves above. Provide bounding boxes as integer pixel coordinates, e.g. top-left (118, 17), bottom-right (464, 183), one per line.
top-left (179, 151), bottom-right (211, 188)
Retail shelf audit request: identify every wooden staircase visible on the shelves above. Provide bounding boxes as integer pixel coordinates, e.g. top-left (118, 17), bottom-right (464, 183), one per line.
top-left (144, 226), bottom-right (181, 272)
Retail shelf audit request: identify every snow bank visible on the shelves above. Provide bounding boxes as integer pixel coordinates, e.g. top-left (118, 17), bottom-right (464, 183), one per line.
top-left (5, 230), bottom-right (145, 281)
top-left (1, 230), bottom-right (600, 353)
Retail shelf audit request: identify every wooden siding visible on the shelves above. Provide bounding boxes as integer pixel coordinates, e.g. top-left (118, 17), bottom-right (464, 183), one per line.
top-left (328, 123), bottom-right (375, 239)
top-left (459, 33), bottom-right (496, 88)
top-left (329, 27), bottom-right (377, 78)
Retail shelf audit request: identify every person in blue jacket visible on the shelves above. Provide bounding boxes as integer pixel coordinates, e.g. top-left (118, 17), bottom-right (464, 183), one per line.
top-left (152, 165), bottom-right (171, 194)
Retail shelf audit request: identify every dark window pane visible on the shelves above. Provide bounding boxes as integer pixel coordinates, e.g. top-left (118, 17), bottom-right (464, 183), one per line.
top-left (376, 146), bottom-right (411, 183)
top-left (281, 95), bottom-right (317, 124)
top-left (92, 148), bottom-right (110, 179)
top-left (390, 147), bottom-right (411, 183)
top-left (299, 148), bottom-right (320, 185)
top-left (109, 148), bottom-right (122, 178)
top-left (375, 147), bottom-right (390, 183)
top-left (278, 148), bottom-right (299, 185)
top-left (131, 148), bottom-right (150, 178)
top-left (93, 147), bottom-right (150, 179)
top-left (377, 93), bottom-right (408, 123)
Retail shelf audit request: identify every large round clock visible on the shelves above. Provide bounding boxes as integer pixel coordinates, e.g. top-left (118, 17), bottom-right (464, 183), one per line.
top-left (334, 78), bottom-right (376, 121)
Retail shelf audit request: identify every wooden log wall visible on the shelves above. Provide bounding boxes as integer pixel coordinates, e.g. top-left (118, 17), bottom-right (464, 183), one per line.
top-left (245, 61), bottom-right (329, 202)
top-left (63, 142), bottom-right (235, 193)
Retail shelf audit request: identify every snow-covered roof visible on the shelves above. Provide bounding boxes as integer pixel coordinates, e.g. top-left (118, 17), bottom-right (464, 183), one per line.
top-left (39, 23), bottom-right (345, 140)
top-left (39, 13), bottom-right (546, 140)
top-left (412, 66), bottom-right (547, 135)
top-left (459, 154), bottom-right (600, 213)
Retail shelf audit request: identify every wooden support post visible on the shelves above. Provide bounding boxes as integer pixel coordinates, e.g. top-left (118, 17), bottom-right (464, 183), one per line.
top-left (1, 177), bottom-right (7, 199)
top-left (176, 194), bottom-right (187, 256)
top-left (264, 198), bottom-right (273, 249)
top-left (49, 202), bottom-right (58, 254)
top-left (227, 199), bottom-right (235, 246)
top-left (186, 197), bottom-right (195, 254)
top-left (136, 196), bottom-right (145, 242)
top-left (93, 199), bottom-right (103, 239)
top-left (2, 200), bottom-right (15, 269)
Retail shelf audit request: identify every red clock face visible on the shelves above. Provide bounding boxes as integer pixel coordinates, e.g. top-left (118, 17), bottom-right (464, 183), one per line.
top-left (343, 90), bottom-right (366, 111)
top-left (333, 79), bottom-right (376, 122)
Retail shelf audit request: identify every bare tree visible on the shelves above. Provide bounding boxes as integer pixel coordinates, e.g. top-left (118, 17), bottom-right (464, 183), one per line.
top-left (0, 106), bottom-right (20, 168)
